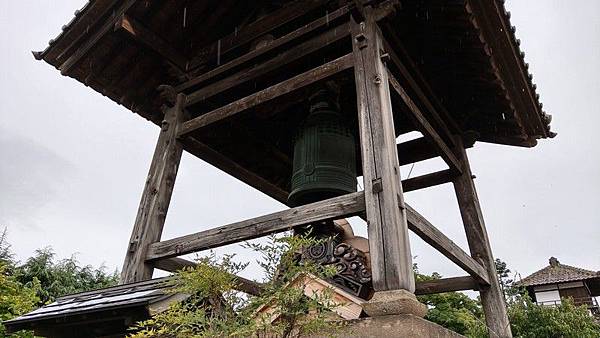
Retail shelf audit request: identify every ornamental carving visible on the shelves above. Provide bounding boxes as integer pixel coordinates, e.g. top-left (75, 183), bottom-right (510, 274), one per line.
top-left (301, 238), bottom-right (373, 299)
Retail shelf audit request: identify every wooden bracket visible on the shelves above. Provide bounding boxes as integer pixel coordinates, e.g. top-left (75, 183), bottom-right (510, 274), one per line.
top-left (371, 178), bottom-right (383, 193)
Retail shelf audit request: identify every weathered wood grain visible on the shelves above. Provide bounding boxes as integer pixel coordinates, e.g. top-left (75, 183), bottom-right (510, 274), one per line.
top-left (145, 191), bottom-right (365, 261)
top-left (405, 204), bottom-right (490, 285)
top-left (415, 276), bottom-right (478, 295)
top-left (176, 6), bottom-right (351, 93)
top-left (402, 169), bottom-right (456, 192)
top-left (453, 138), bottom-right (512, 337)
top-left (396, 136), bottom-right (474, 167)
top-left (351, 13), bottom-right (415, 292)
top-left (188, 0), bottom-right (329, 70)
top-left (184, 24), bottom-right (350, 107)
top-left (120, 94), bottom-right (186, 284)
top-left (187, 0), bottom-right (328, 70)
top-left (179, 53), bottom-right (354, 136)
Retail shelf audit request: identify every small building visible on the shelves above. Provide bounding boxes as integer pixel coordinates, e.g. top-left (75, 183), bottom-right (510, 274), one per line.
top-left (518, 257), bottom-right (600, 315)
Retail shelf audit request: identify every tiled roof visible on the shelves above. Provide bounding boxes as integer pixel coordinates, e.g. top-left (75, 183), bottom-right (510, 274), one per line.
top-left (5, 276), bottom-right (174, 326)
top-left (518, 257), bottom-right (600, 287)
top-left (35, 0), bottom-right (554, 148)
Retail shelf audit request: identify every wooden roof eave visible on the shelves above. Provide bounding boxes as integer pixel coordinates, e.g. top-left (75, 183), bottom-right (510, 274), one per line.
top-left (33, 0), bottom-right (117, 64)
top-left (465, 0), bottom-right (554, 143)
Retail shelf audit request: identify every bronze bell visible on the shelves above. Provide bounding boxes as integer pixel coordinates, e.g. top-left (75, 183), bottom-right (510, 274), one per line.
top-left (288, 88), bottom-right (357, 207)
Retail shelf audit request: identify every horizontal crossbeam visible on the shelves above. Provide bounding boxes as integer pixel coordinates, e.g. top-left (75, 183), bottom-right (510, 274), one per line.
top-left (388, 70), bottom-right (462, 174)
top-left (414, 276), bottom-right (479, 295)
top-left (179, 53), bottom-right (354, 136)
top-left (145, 191), bottom-right (365, 261)
top-left (187, 0), bottom-right (329, 71)
top-left (176, 6), bottom-right (350, 93)
top-left (380, 30), bottom-right (459, 145)
top-left (154, 257), bottom-right (475, 297)
top-left (397, 137), bottom-right (439, 166)
top-left (145, 186), bottom-right (488, 286)
top-left (405, 204), bottom-right (490, 285)
top-left (402, 169), bottom-right (456, 192)
top-left (153, 258), bottom-right (264, 296)
top-left (184, 24), bottom-right (350, 107)
top-left (180, 136), bottom-right (289, 203)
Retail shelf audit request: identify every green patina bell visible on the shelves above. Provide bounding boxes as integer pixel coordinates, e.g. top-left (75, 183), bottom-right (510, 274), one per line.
top-left (288, 89), bottom-right (357, 207)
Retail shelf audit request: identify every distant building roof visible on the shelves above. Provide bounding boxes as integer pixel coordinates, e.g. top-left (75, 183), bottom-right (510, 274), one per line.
top-left (518, 257), bottom-right (600, 287)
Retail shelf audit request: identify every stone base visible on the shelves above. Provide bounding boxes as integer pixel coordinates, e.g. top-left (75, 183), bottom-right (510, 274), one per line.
top-left (362, 289), bottom-right (428, 317)
top-left (308, 315), bottom-right (465, 337)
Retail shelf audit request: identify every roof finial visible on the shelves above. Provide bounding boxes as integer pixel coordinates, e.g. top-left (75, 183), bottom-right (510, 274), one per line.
top-left (549, 257), bottom-right (559, 267)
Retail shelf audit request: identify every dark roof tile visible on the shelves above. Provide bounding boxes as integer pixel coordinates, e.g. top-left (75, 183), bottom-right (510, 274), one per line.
top-left (518, 258), bottom-right (600, 287)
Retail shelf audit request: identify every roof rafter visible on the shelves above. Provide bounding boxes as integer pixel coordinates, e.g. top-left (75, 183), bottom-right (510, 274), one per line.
top-left (115, 14), bottom-right (187, 72)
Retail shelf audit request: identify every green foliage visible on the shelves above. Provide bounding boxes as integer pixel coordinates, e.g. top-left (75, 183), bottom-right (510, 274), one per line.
top-left (465, 295), bottom-right (600, 338)
top-left (508, 296), bottom-right (600, 338)
top-left (0, 263), bottom-right (40, 338)
top-left (0, 228), bottom-right (14, 267)
top-left (414, 266), bottom-right (483, 335)
top-left (0, 228), bottom-right (119, 337)
top-left (130, 234), bottom-right (340, 338)
top-left (416, 260), bottom-right (600, 338)
top-left (0, 229), bottom-right (39, 337)
top-left (14, 248), bottom-right (119, 305)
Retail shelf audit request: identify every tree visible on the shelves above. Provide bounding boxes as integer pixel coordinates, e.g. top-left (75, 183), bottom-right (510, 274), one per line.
top-left (0, 228), bottom-right (39, 337)
top-left (465, 259), bottom-right (600, 338)
top-left (0, 228), bottom-right (14, 266)
top-left (129, 234), bottom-right (340, 338)
top-left (15, 248), bottom-right (119, 305)
top-left (0, 229), bottom-right (120, 337)
top-left (0, 263), bottom-right (40, 338)
top-left (414, 265), bottom-right (483, 336)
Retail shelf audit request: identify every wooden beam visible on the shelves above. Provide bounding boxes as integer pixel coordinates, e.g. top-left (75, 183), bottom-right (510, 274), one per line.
top-left (452, 138), bottom-right (512, 337)
top-left (120, 94), bottom-right (186, 283)
top-left (145, 191), bottom-right (365, 261)
top-left (388, 70), bottom-right (463, 174)
top-left (184, 25), bottom-right (350, 107)
top-left (466, 0), bottom-right (546, 138)
top-left (176, 6), bottom-right (350, 93)
top-left (188, 0), bottom-right (328, 70)
top-left (59, 0), bottom-right (138, 75)
top-left (115, 14), bottom-right (187, 71)
top-left (152, 257), bottom-right (195, 273)
top-left (402, 169), bottom-right (456, 193)
top-left (397, 136), bottom-right (475, 167)
top-left (153, 258), bottom-right (264, 296)
top-left (415, 276), bottom-right (478, 295)
top-left (180, 136), bottom-right (290, 204)
top-left (179, 53), bottom-right (354, 136)
top-left (397, 137), bottom-right (439, 166)
top-left (380, 28), bottom-right (460, 143)
top-left (351, 14), bottom-right (414, 292)
top-left (405, 204), bottom-right (490, 285)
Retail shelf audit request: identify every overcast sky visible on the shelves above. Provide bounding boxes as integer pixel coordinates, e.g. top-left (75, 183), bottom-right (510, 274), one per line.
top-left (1, 1), bottom-right (598, 283)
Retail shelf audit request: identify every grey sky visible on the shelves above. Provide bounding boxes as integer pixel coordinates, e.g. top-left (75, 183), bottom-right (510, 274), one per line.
top-left (1, 1), bottom-right (598, 282)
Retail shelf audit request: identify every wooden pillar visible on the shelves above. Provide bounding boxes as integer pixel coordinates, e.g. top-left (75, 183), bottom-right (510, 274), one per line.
top-left (453, 139), bottom-right (512, 338)
top-left (351, 9), bottom-right (418, 306)
top-left (120, 93), bottom-right (186, 283)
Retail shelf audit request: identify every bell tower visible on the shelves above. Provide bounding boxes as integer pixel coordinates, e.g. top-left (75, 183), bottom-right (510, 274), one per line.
top-left (26, 0), bottom-right (555, 336)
